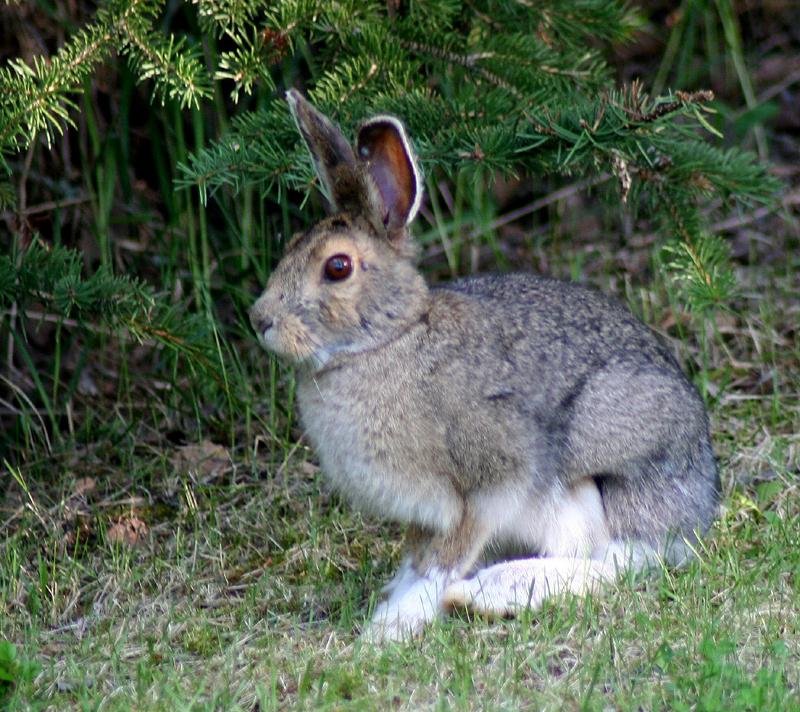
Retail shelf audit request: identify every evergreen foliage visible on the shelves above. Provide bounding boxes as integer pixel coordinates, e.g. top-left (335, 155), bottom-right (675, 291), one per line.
top-left (1, 239), bottom-right (222, 379)
top-left (1, 0), bottom-right (779, 312)
top-left (176, 0), bottom-right (779, 308)
top-left (0, 0), bottom-right (210, 177)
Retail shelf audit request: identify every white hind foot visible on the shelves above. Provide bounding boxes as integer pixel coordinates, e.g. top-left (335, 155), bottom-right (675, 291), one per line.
top-left (442, 557), bottom-right (612, 617)
top-left (442, 540), bottom-right (659, 618)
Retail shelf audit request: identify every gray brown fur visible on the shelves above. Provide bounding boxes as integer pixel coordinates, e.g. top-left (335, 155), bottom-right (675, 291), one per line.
top-left (249, 91), bottom-right (720, 641)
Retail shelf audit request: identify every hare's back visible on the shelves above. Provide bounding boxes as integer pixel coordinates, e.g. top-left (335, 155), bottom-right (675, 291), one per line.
top-left (429, 272), bottom-right (709, 471)
top-left (434, 272), bottom-right (677, 371)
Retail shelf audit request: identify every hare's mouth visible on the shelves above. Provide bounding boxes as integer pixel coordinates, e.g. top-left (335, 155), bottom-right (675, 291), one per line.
top-left (257, 312), bottom-right (378, 371)
top-left (256, 318), bottom-right (335, 370)
top-left (258, 324), bottom-right (303, 361)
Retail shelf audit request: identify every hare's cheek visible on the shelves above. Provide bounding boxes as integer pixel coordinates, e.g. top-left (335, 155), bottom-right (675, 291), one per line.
top-left (318, 295), bottom-right (361, 331)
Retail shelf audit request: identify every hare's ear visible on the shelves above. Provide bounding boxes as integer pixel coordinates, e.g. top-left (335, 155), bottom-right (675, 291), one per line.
top-left (286, 89), bottom-right (357, 212)
top-left (357, 116), bottom-right (422, 233)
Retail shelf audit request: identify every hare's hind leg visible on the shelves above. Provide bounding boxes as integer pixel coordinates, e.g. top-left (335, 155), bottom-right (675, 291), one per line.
top-left (564, 365), bottom-right (720, 560)
top-left (443, 477), bottom-right (652, 617)
top-left (442, 540), bottom-right (657, 618)
top-left (593, 437), bottom-right (719, 566)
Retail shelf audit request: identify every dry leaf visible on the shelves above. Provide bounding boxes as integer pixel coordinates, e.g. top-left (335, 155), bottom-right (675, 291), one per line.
top-left (72, 477), bottom-right (97, 497)
top-left (62, 516), bottom-right (95, 553)
top-left (171, 440), bottom-right (231, 480)
top-left (107, 516), bottom-right (148, 546)
top-left (300, 461), bottom-right (320, 476)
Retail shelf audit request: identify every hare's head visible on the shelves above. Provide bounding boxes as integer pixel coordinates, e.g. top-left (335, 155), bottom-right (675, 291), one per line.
top-left (250, 91), bottom-right (427, 369)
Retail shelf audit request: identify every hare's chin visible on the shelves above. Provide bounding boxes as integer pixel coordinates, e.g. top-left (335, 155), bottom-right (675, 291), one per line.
top-left (259, 335), bottom-right (334, 370)
top-left (260, 325), bottom-right (363, 369)
top-left (257, 330), bottom-right (300, 362)
top-left (290, 342), bottom-right (368, 371)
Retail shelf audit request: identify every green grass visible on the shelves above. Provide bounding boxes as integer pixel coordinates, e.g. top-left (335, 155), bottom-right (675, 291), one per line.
top-left (1, 453), bottom-right (798, 710)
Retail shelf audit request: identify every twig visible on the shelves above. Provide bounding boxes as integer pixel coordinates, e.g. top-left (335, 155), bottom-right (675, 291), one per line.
top-left (340, 62), bottom-right (378, 104)
top-left (0, 195), bottom-right (89, 222)
top-left (614, 81), bottom-right (715, 124)
top-left (741, 66), bottom-right (800, 112)
top-left (469, 173), bottom-right (611, 239)
top-left (710, 190), bottom-right (800, 233)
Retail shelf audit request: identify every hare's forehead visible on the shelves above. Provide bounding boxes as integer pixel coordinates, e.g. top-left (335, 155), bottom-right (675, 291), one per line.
top-left (288, 226), bottom-right (373, 263)
top-left (268, 232), bottom-right (362, 290)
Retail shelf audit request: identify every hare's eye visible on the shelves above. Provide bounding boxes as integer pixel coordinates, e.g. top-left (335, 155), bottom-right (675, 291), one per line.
top-left (324, 254), bottom-right (353, 282)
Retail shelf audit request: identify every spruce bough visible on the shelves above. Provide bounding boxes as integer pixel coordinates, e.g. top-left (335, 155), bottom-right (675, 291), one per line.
top-left (1, 0), bottom-right (780, 315)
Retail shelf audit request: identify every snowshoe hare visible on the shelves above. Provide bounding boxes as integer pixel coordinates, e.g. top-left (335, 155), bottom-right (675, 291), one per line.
top-left (249, 90), bottom-right (720, 642)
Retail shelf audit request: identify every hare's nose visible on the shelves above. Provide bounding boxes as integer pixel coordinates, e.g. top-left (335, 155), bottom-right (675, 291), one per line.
top-left (249, 303), bottom-right (274, 334)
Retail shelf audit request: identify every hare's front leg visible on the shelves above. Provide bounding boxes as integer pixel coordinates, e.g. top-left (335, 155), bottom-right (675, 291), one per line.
top-left (363, 509), bottom-right (487, 643)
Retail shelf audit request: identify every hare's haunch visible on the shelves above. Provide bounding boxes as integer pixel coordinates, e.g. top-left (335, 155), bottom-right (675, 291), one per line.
top-left (250, 91), bottom-right (720, 642)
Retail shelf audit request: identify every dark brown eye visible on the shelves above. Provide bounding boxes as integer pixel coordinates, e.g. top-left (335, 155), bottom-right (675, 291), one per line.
top-left (324, 254), bottom-right (353, 282)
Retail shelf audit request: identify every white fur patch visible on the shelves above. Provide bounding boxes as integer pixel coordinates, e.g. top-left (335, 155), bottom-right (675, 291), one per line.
top-left (443, 557), bottom-right (613, 617)
top-left (443, 538), bottom-right (659, 618)
top-left (480, 477), bottom-right (610, 558)
top-left (363, 565), bottom-right (453, 642)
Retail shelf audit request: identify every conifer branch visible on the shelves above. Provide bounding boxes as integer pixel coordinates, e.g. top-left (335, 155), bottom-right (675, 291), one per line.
top-left (0, 0), bottom-right (784, 317)
top-left (1, 239), bottom-right (225, 383)
top-left (0, 0), bottom-right (211, 170)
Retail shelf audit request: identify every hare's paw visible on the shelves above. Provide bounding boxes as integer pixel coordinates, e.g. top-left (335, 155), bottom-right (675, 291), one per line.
top-left (361, 602), bottom-right (427, 643)
top-left (361, 568), bottom-right (450, 643)
top-left (443, 557), bottom-right (612, 618)
top-left (442, 561), bottom-right (544, 618)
